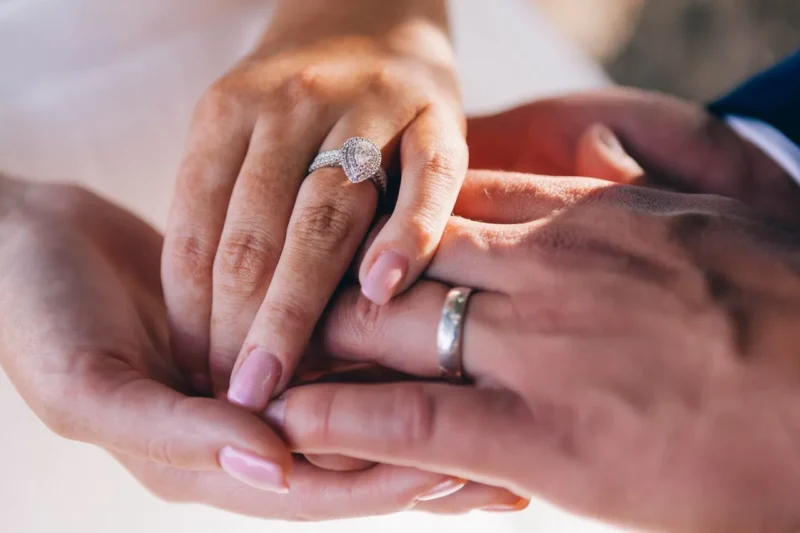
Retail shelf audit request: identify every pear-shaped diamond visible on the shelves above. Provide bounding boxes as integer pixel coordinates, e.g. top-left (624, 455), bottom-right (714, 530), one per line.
top-left (341, 137), bottom-right (381, 184)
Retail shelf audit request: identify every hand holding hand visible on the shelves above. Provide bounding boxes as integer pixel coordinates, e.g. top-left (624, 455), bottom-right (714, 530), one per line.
top-left (270, 171), bottom-right (800, 532)
top-left (0, 175), bottom-right (516, 518)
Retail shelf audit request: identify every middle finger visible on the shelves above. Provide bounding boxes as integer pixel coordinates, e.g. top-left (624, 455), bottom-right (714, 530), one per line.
top-left (225, 102), bottom-right (418, 411)
top-left (210, 111), bottom-right (333, 391)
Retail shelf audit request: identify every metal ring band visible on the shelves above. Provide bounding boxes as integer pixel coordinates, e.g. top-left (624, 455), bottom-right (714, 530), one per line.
top-left (437, 287), bottom-right (474, 384)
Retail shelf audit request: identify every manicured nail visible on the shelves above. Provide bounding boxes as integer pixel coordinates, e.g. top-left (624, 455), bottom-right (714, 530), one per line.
top-left (263, 397), bottom-right (287, 429)
top-left (416, 478), bottom-right (467, 502)
top-left (219, 446), bottom-right (289, 493)
top-left (362, 250), bottom-right (408, 305)
top-left (483, 498), bottom-right (531, 512)
top-left (227, 349), bottom-right (282, 411)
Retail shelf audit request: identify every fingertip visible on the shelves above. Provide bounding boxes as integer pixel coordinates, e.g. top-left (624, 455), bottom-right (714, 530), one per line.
top-left (227, 348), bottom-right (283, 412)
top-left (219, 445), bottom-right (290, 493)
top-left (577, 123), bottom-right (644, 184)
top-left (360, 249), bottom-right (409, 305)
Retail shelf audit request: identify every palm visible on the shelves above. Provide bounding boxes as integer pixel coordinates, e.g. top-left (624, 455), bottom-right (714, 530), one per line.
top-left (0, 178), bottom-right (519, 517)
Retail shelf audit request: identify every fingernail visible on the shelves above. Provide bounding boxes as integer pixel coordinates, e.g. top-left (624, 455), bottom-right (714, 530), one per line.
top-left (362, 250), bottom-right (408, 305)
top-left (227, 349), bottom-right (282, 411)
top-left (219, 446), bottom-right (289, 493)
top-left (593, 123), bottom-right (644, 173)
top-left (483, 498), bottom-right (531, 512)
top-left (263, 397), bottom-right (287, 429)
top-left (416, 478), bottom-right (467, 502)
top-left (593, 123), bottom-right (624, 155)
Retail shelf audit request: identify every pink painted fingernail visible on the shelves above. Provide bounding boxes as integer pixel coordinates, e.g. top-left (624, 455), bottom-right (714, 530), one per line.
top-left (227, 349), bottom-right (282, 411)
top-left (416, 478), bottom-right (467, 502)
top-left (219, 446), bottom-right (289, 493)
top-left (362, 250), bottom-right (408, 305)
top-left (263, 397), bottom-right (287, 429)
top-left (483, 498), bottom-right (531, 512)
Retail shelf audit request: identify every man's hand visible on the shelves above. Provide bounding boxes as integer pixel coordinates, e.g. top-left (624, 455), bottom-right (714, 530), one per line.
top-left (466, 87), bottom-right (800, 224)
top-left (0, 175), bottom-right (517, 517)
top-left (268, 171), bottom-right (800, 532)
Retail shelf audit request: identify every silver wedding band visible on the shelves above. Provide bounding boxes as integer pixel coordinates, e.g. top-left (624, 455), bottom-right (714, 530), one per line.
top-left (437, 287), bottom-right (474, 384)
top-left (308, 137), bottom-right (388, 194)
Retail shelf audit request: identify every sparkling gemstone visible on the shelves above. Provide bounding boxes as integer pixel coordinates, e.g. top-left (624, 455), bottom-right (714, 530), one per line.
top-left (342, 137), bottom-right (381, 183)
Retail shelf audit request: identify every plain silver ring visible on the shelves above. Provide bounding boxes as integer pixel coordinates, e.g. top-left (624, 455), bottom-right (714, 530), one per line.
top-left (437, 287), bottom-right (474, 384)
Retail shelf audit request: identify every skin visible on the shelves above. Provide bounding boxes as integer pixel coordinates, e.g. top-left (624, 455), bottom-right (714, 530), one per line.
top-left (466, 87), bottom-right (800, 224)
top-left (161, 0), bottom-right (468, 413)
top-left (3, 86), bottom-right (794, 521)
top-left (268, 170), bottom-right (800, 533)
top-left (0, 174), bottom-right (520, 519)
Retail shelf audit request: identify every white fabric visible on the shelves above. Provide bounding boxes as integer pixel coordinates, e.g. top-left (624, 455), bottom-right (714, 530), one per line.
top-left (726, 114), bottom-right (800, 186)
top-left (0, 1), bottom-right (616, 532)
top-left (0, 0), bottom-right (608, 228)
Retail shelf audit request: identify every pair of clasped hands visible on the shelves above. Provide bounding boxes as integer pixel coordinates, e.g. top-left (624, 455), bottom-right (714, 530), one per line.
top-left (5, 3), bottom-right (800, 532)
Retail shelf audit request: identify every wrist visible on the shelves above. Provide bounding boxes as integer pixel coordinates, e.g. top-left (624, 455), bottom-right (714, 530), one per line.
top-left (260, 0), bottom-right (450, 54)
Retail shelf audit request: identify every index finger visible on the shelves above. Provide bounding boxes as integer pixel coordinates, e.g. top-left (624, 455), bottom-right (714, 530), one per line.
top-left (265, 382), bottom-right (538, 492)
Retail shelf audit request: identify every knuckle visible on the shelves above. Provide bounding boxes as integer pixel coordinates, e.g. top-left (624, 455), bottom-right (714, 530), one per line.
top-left (368, 65), bottom-right (402, 96)
top-left (283, 66), bottom-right (326, 106)
top-left (292, 198), bottom-right (358, 253)
top-left (390, 384), bottom-right (437, 449)
top-left (145, 436), bottom-right (179, 467)
top-left (402, 214), bottom-right (441, 255)
top-left (263, 299), bottom-right (313, 339)
top-left (214, 229), bottom-right (280, 287)
top-left (419, 147), bottom-right (462, 182)
top-left (522, 222), bottom-right (587, 260)
top-left (193, 79), bottom-right (239, 124)
top-left (329, 291), bottom-right (384, 353)
top-left (348, 292), bottom-right (383, 342)
top-left (668, 211), bottom-right (716, 247)
top-left (165, 233), bottom-right (216, 285)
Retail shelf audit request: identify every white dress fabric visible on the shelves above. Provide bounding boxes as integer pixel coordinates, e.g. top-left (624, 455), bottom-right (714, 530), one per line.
top-left (0, 1), bottom-right (616, 531)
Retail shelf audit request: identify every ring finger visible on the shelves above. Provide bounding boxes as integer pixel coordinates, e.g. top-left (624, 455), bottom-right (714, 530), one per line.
top-left (320, 280), bottom-right (510, 383)
top-left (224, 102), bottom-right (419, 411)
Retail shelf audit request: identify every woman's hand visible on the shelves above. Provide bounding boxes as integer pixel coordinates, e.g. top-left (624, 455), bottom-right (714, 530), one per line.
top-left (162, 0), bottom-right (467, 407)
top-left (0, 176), bottom-right (516, 516)
top-left (266, 172), bottom-right (800, 532)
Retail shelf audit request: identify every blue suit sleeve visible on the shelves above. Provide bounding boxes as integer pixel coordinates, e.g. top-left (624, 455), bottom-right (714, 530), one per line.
top-left (709, 49), bottom-right (800, 148)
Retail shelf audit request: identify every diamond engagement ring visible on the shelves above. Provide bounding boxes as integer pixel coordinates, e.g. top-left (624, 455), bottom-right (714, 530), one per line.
top-left (437, 287), bottom-right (474, 384)
top-left (308, 137), bottom-right (388, 193)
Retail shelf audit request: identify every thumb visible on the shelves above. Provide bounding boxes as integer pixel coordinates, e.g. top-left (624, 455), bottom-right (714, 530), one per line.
top-left (575, 123), bottom-right (645, 184)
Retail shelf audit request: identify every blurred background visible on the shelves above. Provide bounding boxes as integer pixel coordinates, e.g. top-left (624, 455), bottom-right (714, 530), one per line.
top-left (539, 0), bottom-right (800, 101)
top-left (1, 1), bottom-right (799, 532)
